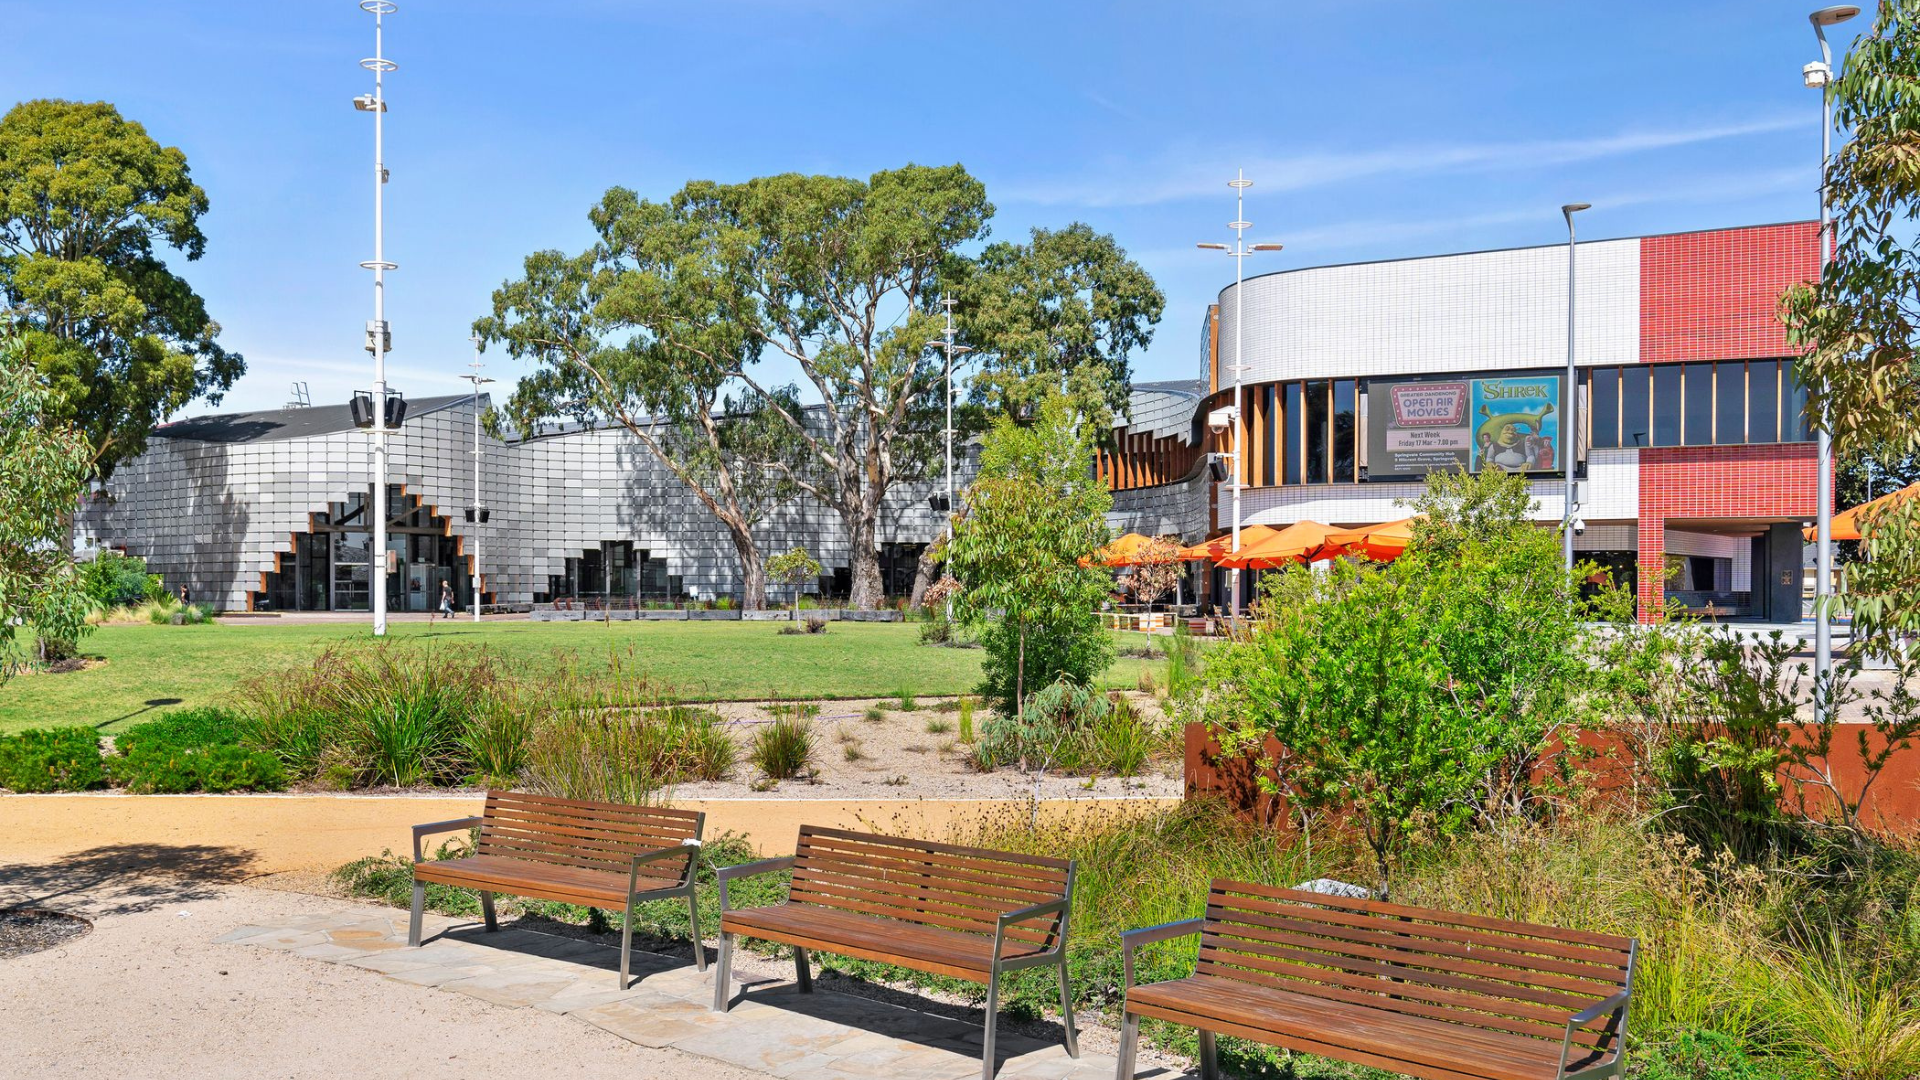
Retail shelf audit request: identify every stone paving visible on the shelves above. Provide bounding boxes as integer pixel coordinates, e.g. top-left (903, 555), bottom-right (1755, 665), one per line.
top-left (220, 909), bottom-right (1151, 1080)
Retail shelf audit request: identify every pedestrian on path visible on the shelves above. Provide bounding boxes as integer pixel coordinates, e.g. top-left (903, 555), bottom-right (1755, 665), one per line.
top-left (438, 580), bottom-right (455, 619)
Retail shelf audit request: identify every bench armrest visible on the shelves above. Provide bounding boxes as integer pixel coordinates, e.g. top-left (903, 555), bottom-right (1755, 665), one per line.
top-left (715, 856), bottom-right (795, 912)
top-left (1120, 917), bottom-right (1204, 989)
top-left (994, 897), bottom-right (1071, 957)
top-left (411, 816), bottom-right (485, 863)
top-left (1557, 990), bottom-right (1632, 1080)
top-left (627, 839), bottom-right (702, 894)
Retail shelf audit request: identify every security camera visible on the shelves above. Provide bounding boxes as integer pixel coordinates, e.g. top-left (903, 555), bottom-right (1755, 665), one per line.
top-left (1570, 517), bottom-right (1587, 537)
top-left (1803, 61), bottom-right (1831, 89)
top-left (1207, 407), bottom-right (1237, 434)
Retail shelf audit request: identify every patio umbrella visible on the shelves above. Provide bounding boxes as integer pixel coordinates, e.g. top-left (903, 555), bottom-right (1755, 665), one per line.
top-left (1804, 481), bottom-right (1920, 542)
top-left (1088, 532), bottom-right (1159, 567)
top-left (1324, 515), bottom-right (1424, 562)
top-left (1176, 524), bottom-right (1285, 563)
top-left (1216, 521), bottom-right (1349, 570)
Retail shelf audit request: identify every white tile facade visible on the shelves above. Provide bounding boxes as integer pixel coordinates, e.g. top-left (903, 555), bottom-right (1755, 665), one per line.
top-left (80, 397), bottom-right (967, 611)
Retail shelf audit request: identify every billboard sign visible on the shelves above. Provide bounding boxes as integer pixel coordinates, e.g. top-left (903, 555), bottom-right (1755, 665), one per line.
top-left (1366, 372), bottom-right (1563, 479)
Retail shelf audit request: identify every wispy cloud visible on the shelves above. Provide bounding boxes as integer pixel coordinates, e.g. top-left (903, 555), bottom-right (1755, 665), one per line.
top-left (998, 115), bottom-right (1805, 208)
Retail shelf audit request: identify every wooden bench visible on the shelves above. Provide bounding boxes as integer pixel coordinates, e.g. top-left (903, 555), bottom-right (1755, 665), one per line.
top-left (713, 825), bottom-right (1077, 1080)
top-left (1118, 879), bottom-right (1636, 1080)
top-left (408, 790), bottom-right (707, 988)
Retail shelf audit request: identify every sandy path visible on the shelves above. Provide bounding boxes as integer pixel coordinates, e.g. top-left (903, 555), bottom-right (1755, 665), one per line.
top-left (0, 871), bottom-right (762, 1080)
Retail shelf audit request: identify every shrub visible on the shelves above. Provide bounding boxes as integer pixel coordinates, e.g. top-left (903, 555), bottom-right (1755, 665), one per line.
top-left (803, 614), bottom-right (829, 634)
top-left (750, 717), bottom-right (815, 781)
top-left (80, 551), bottom-right (160, 610)
top-left (524, 704), bottom-right (736, 803)
top-left (1088, 695), bottom-right (1160, 777)
top-left (895, 689), bottom-right (917, 712)
top-left (1770, 934), bottom-right (1920, 1080)
top-left (116, 706), bottom-right (245, 750)
top-left (958, 696), bottom-right (975, 743)
top-left (109, 741), bottom-right (287, 793)
top-left (0, 726), bottom-right (106, 792)
top-left (458, 700), bottom-right (532, 788)
top-left (105, 706), bottom-right (288, 793)
top-left (919, 614), bottom-right (953, 645)
top-left (975, 677), bottom-right (1108, 773)
top-left (926, 718), bottom-right (953, 735)
top-left (1640, 1031), bottom-right (1775, 1080)
top-left (863, 706), bottom-right (884, 723)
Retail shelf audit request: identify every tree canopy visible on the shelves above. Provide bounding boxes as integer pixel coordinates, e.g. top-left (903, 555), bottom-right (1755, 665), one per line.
top-left (0, 334), bottom-right (93, 679)
top-left (955, 222), bottom-right (1165, 425)
top-left (1783, 1), bottom-right (1920, 649)
top-left (946, 392), bottom-right (1114, 717)
top-left (0, 99), bottom-right (241, 477)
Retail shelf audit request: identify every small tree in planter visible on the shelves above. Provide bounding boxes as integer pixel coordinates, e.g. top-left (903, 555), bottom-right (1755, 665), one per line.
top-left (1128, 535), bottom-right (1182, 630)
top-left (767, 547), bottom-right (822, 624)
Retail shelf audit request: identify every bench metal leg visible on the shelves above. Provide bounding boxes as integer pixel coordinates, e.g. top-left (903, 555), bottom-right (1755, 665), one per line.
top-left (711, 932), bottom-right (734, 1012)
top-left (1114, 1012), bottom-right (1140, 1080)
top-left (1056, 957), bottom-right (1079, 1058)
top-left (480, 891), bottom-right (498, 932)
top-left (407, 882), bottom-right (426, 947)
top-left (981, 974), bottom-right (1000, 1080)
top-left (794, 946), bottom-right (812, 993)
top-left (1198, 1029), bottom-right (1219, 1080)
top-left (619, 897), bottom-right (637, 990)
top-left (685, 886), bottom-right (707, 973)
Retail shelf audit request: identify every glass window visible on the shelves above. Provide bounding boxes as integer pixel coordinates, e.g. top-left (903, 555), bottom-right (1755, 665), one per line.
top-left (1332, 380), bottom-right (1357, 482)
top-left (1305, 381), bottom-right (1330, 484)
top-left (1621, 366), bottom-right (1652, 447)
top-left (1683, 363), bottom-right (1715, 446)
top-left (1747, 360), bottom-right (1780, 444)
top-left (1283, 382), bottom-right (1303, 485)
top-left (1589, 367), bottom-right (1620, 449)
top-left (1715, 361), bottom-right (1746, 444)
top-left (1652, 364), bottom-right (1683, 446)
top-left (1784, 360), bottom-right (1814, 441)
top-left (1262, 385), bottom-right (1277, 485)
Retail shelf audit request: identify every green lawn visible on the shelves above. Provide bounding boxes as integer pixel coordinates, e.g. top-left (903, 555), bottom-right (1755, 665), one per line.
top-left (1, 619), bottom-right (1158, 733)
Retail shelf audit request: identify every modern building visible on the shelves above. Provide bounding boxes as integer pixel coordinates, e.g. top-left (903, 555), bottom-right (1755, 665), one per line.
top-left (78, 396), bottom-right (952, 612)
top-left (81, 220), bottom-right (1822, 620)
top-left (1101, 221), bottom-right (1823, 621)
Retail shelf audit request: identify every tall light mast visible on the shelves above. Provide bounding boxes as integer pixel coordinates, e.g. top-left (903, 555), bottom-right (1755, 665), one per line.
top-left (354, 0), bottom-right (399, 634)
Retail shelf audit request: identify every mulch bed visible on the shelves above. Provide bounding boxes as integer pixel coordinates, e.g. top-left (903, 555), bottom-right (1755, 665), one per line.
top-left (0, 908), bottom-right (93, 959)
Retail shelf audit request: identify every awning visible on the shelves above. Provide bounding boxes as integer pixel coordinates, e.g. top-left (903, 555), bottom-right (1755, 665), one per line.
top-left (1086, 532), bottom-right (1169, 567)
top-left (1176, 524), bottom-right (1285, 563)
top-left (1805, 482), bottom-right (1920, 542)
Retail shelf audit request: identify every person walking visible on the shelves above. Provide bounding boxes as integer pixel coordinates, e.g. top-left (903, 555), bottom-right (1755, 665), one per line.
top-left (438, 580), bottom-right (455, 619)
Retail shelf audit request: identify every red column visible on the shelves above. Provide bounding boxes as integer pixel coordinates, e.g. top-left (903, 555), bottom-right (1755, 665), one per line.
top-left (1636, 517), bottom-right (1666, 623)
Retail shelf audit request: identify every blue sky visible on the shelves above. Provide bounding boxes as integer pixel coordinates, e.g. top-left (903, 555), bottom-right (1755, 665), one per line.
top-left (1, 1), bottom-right (1848, 415)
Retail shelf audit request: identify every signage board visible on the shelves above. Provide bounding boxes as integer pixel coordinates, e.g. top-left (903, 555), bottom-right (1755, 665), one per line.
top-left (1365, 372), bottom-right (1564, 479)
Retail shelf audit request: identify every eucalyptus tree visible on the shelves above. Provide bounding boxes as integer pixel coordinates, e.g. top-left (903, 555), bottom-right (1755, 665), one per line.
top-left (0, 100), bottom-right (242, 478)
top-left (0, 334), bottom-right (92, 677)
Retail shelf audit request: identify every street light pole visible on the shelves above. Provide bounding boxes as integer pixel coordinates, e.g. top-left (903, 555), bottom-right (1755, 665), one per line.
top-left (1198, 170), bottom-right (1283, 625)
top-left (356, 0), bottom-right (398, 635)
top-left (926, 296), bottom-right (972, 621)
top-left (1561, 202), bottom-right (1590, 575)
top-left (1808, 4), bottom-right (1858, 715)
top-left (462, 335), bottom-right (494, 625)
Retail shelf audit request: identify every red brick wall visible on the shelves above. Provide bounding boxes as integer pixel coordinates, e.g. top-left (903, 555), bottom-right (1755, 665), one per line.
top-left (1639, 222), bottom-right (1821, 364)
top-left (1636, 445), bottom-right (1819, 616)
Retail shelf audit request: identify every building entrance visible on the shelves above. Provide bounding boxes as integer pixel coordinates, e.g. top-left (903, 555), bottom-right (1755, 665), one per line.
top-left (256, 486), bottom-right (473, 612)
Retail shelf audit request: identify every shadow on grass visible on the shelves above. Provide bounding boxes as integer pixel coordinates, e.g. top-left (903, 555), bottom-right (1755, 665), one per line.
top-left (0, 843), bottom-right (259, 916)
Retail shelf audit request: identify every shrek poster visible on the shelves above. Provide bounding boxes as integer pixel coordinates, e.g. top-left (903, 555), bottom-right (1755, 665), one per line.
top-left (1365, 373), bottom-right (1562, 478)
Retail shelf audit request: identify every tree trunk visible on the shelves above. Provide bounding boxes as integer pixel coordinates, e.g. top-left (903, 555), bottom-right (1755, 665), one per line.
top-left (728, 524), bottom-right (768, 612)
top-left (907, 544), bottom-right (943, 610)
top-left (846, 503), bottom-right (885, 610)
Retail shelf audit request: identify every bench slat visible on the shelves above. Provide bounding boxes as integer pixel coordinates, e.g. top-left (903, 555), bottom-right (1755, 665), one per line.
top-left (1212, 889), bottom-right (1631, 975)
top-left (1215, 880), bottom-right (1632, 956)
top-left (793, 844), bottom-right (1066, 904)
top-left (1206, 905), bottom-right (1625, 998)
top-left (797, 835), bottom-right (1068, 896)
top-left (799, 825), bottom-right (1071, 872)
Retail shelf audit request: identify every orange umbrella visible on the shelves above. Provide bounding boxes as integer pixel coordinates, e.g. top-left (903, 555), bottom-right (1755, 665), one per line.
top-left (1216, 521), bottom-right (1349, 570)
top-left (1325, 515), bottom-right (1423, 562)
top-left (1176, 524), bottom-right (1284, 562)
top-left (1090, 532), bottom-right (1157, 567)
top-left (1804, 482), bottom-right (1920, 542)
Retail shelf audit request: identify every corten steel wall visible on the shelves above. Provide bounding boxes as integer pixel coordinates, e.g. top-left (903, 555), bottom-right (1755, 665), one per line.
top-left (1183, 722), bottom-right (1920, 829)
top-left (1636, 445), bottom-right (1820, 617)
